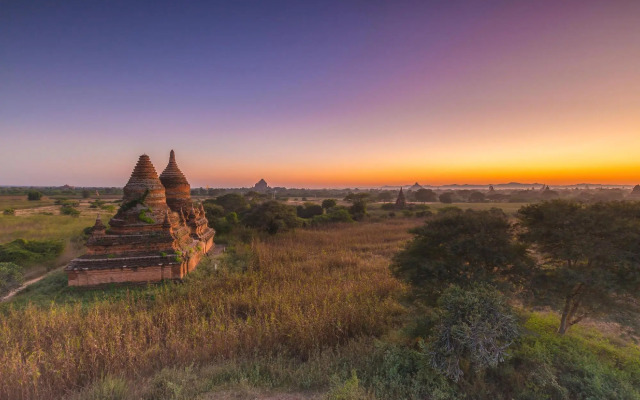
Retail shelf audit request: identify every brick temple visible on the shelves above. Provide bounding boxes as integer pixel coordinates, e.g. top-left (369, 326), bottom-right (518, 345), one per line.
top-left (66, 150), bottom-right (215, 286)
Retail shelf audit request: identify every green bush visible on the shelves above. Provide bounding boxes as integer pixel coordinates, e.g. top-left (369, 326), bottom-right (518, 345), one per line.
top-left (60, 205), bottom-right (80, 217)
top-left (0, 239), bottom-right (64, 266)
top-left (2, 208), bottom-right (15, 215)
top-left (27, 191), bottom-right (43, 201)
top-left (0, 262), bottom-right (24, 295)
top-left (427, 285), bottom-right (519, 382)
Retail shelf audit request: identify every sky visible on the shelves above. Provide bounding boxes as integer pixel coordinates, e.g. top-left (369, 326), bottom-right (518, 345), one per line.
top-left (1, 0), bottom-right (639, 188)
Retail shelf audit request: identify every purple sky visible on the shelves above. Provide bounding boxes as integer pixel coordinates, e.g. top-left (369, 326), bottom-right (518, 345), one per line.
top-left (1, 1), bottom-right (639, 187)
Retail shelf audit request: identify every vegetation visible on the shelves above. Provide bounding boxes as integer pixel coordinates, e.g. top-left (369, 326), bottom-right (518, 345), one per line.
top-left (27, 191), bottom-right (43, 201)
top-left (0, 262), bottom-right (24, 296)
top-left (0, 220), bottom-right (416, 399)
top-left (391, 208), bottom-right (529, 299)
top-left (518, 200), bottom-right (640, 334)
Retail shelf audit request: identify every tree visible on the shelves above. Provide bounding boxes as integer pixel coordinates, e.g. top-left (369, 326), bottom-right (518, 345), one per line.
top-left (415, 189), bottom-right (437, 203)
top-left (377, 191), bottom-right (394, 203)
top-left (81, 189), bottom-right (91, 199)
top-left (321, 198), bottom-right (337, 210)
top-left (243, 200), bottom-right (302, 234)
top-left (518, 200), bottom-right (640, 334)
top-left (213, 193), bottom-right (248, 214)
top-left (27, 191), bottom-right (42, 201)
top-left (439, 192), bottom-right (454, 204)
top-left (468, 191), bottom-right (486, 203)
top-left (427, 285), bottom-right (518, 382)
top-left (297, 202), bottom-right (323, 219)
top-left (344, 193), bottom-right (371, 221)
top-left (391, 208), bottom-right (530, 298)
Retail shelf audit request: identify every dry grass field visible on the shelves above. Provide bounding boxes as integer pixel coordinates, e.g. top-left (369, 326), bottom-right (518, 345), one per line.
top-left (0, 219), bottom-right (420, 399)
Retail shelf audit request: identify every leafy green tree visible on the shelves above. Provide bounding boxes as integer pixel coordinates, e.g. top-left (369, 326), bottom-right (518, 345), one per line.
top-left (243, 200), bottom-right (302, 234)
top-left (415, 189), bottom-right (437, 203)
top-left (296, 202), bottom-right (323, 219)
top-left (392, 208), bottom-right (530, 299)
top-left (81, 189), bottom-right (91, 199)
top-left (321, 198), bottom-right (337, 210)
top-left (438, 192), bottom-right (454, 204)
top-left (213, 193), bottom-right (248, 214)
top-left (518, 200), bottom-right (640, 334)
top-left (377, 191), bottom-right (394, 203)
top-left (27, 191), bottom-right (43, 201)
top-left (427, 285), bottom-right (519, 382)
top-left (468, 191), bottom-right (486, 203)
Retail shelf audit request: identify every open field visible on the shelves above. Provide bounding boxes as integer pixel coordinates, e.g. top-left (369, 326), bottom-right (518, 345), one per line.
top-left (0, 219), bottom-right (419, 399)
top-left (0, 214), bottom-right (106, 243)
top-left (0, 195), bottom-right (56, 210)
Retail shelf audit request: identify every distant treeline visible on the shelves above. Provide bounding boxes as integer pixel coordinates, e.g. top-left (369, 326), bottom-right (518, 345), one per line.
top-left (0, 187), bottom-right (123, 197)
top-left (191, 186), bottom-right (637, 204)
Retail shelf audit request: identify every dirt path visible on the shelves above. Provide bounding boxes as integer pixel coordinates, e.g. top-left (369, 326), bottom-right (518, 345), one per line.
top-left (1, 264), bottom-right (66, 302)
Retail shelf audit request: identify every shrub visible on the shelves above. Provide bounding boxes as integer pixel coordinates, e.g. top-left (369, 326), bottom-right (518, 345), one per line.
top-left (60, 205), bottom-right (80, 217)
top-left (438, 193), bottom-right (454, 204)
top-left (296, 202), bottom-right (323, 219)
top-left (27, 191), bottom-right (43, 201)
top-left (243, 200), bottom-right (302, 234)
top-left (0, 239), bottom-right (65, 266)
top-left (0, 262), bottom-right (24, 295)
top-left (3, 208), bottom-right (15, 216)
top-left (322, 199), bottom-right (338, 210)
top-left (427, 285), bottom-right (519, 382)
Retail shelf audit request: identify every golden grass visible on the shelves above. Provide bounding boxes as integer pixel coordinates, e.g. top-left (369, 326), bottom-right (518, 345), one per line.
top-left (0, 219), bottom-right (420, 399)
top-left (0, 196), bottom-right (56, 211)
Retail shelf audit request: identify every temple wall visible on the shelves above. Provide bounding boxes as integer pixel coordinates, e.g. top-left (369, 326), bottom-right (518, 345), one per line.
top-left (67, 264), bottom-right (181, 286)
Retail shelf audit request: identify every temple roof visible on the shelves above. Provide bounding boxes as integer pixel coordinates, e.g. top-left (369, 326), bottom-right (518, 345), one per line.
top-left (160, 150), bottom-right (190, 188)
top-left (122, 154), bottom-right (167, 208)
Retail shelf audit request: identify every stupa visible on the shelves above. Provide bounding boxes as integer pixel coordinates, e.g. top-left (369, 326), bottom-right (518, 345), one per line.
top-left (66, 151), bottom-right (215, 286)
top-left (629, 185), bottom-right (640, 199)
top-left (395, 188), bottom-right (407, 209)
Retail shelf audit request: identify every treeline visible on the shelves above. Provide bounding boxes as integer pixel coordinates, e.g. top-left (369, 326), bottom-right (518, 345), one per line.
top-left (0, 187), bottom-right (123, 197)
top-left (191, 186), bottom-right (638, 204)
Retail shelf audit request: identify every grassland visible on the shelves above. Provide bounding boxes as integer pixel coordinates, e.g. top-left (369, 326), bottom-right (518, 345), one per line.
top-left (0, 220), bottom-right (419, 399)
top-left (0, 195), bottom-right (56, 211)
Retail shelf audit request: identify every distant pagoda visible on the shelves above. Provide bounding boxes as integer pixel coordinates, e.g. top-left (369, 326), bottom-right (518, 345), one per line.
top-left (410, 182), bottom-right (423, 191)
top-left (629, 184), bottom-right (640, 199)
top-left (253, 178), bottom-right (269, 192)
top-left (395, 187), bottom-right (407, 209)
top-left (66, 151), bottom-right (215, 287)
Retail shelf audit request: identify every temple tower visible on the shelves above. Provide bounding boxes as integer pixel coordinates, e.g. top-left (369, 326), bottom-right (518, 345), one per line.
top-left (160, 150), bottom-right (191, 212)
top-left (395, 187), bottom-right (407, 209)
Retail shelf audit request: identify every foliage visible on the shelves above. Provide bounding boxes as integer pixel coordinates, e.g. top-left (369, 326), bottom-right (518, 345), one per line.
top-left (243, 200), bottom-right (302, 234)
top-left (326, 370), bottom-right (367, 400)
top-left (438, 193), bottom-right (454, 204)
top-left (0, 238), bottom-right (65, 267)
top-left (518, 200), bottom-right (640, 333)
top-left (322, 198), bottom-right (338, 210)
top-left (3, 208), bottom-right (15, 215)
top-left (118, 189), bottom-right (149, 213)
top-left (0, 262), bottom-right (24, 295)
top-left (212, 193), bottom-right (248, 214)
top-left (0, 220), bottom-right (414, 399)
top-left (82, 189), bottom-right (92, 199)
top-left (138, 208), bottom-right (155, 224)
top-left (427, 285), bottom-right (519, 382)
top-left (60, 204), bottom-right (81, 217)
top-left (296, 202), bottom-right (324, 219)
top-left (27, 191), bottom-right (43, 201)
top-left (311, 208), bottom-right (354, 225)
top-left (415, 189), bottom-right (437, 203)
top-left (391, 208), bottom-right (530, 298)
top-left (468, 191), bottom-right (486, 202)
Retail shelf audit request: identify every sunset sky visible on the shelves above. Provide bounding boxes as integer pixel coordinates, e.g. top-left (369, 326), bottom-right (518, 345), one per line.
top-left (1, 0), bottom-right (639, 188)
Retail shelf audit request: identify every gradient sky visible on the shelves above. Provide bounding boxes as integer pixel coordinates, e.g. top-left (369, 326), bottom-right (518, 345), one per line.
top-left (1, 0), bottom-right (639, 188)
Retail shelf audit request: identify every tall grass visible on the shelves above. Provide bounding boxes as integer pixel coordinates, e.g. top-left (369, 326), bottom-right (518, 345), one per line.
top-left (0, 220), bottom-right (418, 399)
top-left (0, 214), bottom-right (99, 243)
